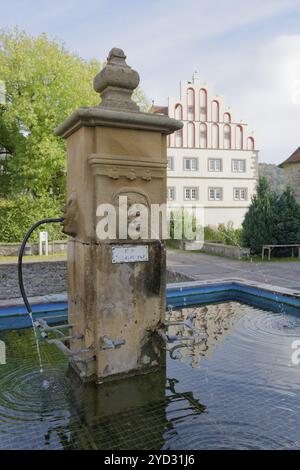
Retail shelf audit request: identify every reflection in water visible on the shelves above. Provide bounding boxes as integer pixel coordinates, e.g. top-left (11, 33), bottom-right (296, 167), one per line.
top-left (65, 371), bottom-right (206, 450)
top-left (167, 302), bottom-right (243, 368)
top-left (1, 301), bottom-right (300, 449)
top-left (0, 328), bottom-right (205, 450)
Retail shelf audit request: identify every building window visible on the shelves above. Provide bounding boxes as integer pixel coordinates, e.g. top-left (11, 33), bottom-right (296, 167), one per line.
top-left (233, 188), bottom-right (248, 201)
top-left (167, 187), bottom-right (176, 201)
top-left (187, 122), bottom-right (195, 148)
top-left (247, 137), bottom-right (255, 150)
top-left (183, 158), bottom-right (198, 171)
top-left (223, 112), bottom-right (231, 123)
top-left (209, 187), bottom-right (223, 201)
top-left (187, 88), bottom-right (195, 120)
top-left (208, 159), bottom-right (222, 172)
top-left (223, 124), bottom-right (231, 149)
top-left (175, 103), bottom-right (183, 120)
top-left (184, 187), bottom-right (198, 201)
top-left (199, 89), bottom-right (207, 121)
top-left (212, 123), bottom-right (219, 149)
top-left (236, 125), bottom-right (243, 149)
top-left (167, 157), bottom-right (174, 170)
top-left (232, 159), bottom-right (246, 173)
top-left (175, 129), bottom-right (183, 147)
top-left (200, 123), bottom-right (207, 148)
top-left (211, 100), bottom-right (219, 122)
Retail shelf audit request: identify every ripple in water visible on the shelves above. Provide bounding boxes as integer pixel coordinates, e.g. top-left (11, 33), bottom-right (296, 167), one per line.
top-left (0, 363), bottom-right (72, 427)
top-left (164, 301), bottom-right (300, 449)
top-left (1, 301), bottom-right (300, 450)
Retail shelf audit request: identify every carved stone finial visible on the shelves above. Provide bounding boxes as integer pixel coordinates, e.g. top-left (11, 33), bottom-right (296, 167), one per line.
top-left (94, 48), bottom-right (140, 112)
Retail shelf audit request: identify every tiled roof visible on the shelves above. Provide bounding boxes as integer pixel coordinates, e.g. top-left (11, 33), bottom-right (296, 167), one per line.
top-left (150, 105), bottom-right (168, 115)
top-left (279, 147), bottom-right (300, 167)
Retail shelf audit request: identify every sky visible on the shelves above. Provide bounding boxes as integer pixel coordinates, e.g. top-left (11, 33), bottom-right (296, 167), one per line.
top-left (1, 0), bottom-right (300, 164)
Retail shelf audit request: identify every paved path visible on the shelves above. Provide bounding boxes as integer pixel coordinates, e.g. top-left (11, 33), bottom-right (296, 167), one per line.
top-left (167, 250), bottom-right (300, 291)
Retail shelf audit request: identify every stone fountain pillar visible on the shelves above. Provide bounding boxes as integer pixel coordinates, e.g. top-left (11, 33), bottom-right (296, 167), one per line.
top-left (55, 48), bottom-right (182, 383)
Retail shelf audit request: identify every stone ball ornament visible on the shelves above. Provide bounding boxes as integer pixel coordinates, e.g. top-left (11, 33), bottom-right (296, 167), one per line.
top-left (93, 48), bottom-right (140, 112)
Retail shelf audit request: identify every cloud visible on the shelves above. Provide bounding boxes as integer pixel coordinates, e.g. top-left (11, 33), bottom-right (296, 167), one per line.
top-left (234, 35), bottom-right (300, 163)
top-left (1, 0), bottom-right (300, 163)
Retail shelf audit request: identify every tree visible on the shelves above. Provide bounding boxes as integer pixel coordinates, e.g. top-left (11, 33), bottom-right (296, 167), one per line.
top-left (0, 29), bottom-right (102, 198)
top-left (242, 177), bottom-right (277, 253)
top-left (133, 87), bottom-right (151, 112)
top-left (0, 29), bottom-right (150, 199)
top-left (259, 163), bottom-right (285, 194)
top-left (0, 194), bottom-right (65, 242)
top-left (242, 178), bottom-right (300, 255)
top-left (0, 29), bottom-right (150, 242)
top-left (272, 186), bottom-right (300, 252)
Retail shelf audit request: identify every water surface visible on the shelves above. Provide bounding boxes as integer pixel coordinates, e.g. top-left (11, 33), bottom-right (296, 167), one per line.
top-left (0, 301), bottom-right (300, 450)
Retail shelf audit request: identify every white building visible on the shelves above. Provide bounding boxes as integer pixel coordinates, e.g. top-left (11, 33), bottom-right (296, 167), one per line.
top-left (153, 72), bottom-right (259, 228)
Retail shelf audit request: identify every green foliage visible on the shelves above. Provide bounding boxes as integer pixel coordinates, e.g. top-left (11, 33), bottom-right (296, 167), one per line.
top-left (0, 29), bottom-right (150, 243)
top-left (259, 163), bottom-right (285, 194)
top-left (272, 186), bottom-right (300, 255)
top-left (204, 223), bottom-right (242, 246)
top-left (204, 226), bottom-right (220, 241)
top-left (242, 177), bottom-right (300, 254)
top-left (133, 87), bottom-right (151, 112)
top-left (0, 195), bottom-right (65, 242)
top-left (0, 29), bottom-right (101, 198)
top-left (218, 222), bottom-right (243, 246)
top-left (0, 29), bottom-right (150, 198)
top-left (242, 177), bottom-right (277, 253)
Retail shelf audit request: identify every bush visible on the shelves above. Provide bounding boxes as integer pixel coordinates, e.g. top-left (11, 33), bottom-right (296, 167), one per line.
top-left (272, 186), bottom-right (300, 256)
top-left (204, 226), bottom-right (220, 241)
top-left (204, 223), bottom-right (242, 246)
top-left (242, 177), bottom-right (300, 255)
top-left (0, 195), bottom-right (66, 243)
top-left (242, 177), bottom-right (277, 253)
top-left (218, 222), bottom-right (243, 246)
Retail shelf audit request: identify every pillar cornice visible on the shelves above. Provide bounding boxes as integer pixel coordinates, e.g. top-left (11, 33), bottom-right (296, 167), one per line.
top-left (54, 107), bottom-right (182, 139)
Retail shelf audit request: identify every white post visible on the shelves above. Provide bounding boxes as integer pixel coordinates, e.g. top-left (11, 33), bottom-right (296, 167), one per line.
top-left (39, 231), bottom-right (48, 256)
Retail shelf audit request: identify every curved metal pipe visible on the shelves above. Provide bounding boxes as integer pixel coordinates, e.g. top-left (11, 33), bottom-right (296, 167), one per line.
top-left (18, 218), bottom-right (63, 314)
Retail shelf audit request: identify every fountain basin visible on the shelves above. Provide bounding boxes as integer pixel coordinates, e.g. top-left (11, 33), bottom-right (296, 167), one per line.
top-left (0, 292), bottom-right (300, 450)
top-left (1, 280), bottom-right (300, 330)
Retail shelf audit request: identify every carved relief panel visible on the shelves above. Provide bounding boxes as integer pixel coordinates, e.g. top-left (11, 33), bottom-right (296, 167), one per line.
top-left (88, 154), bottom-right (167, 242)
